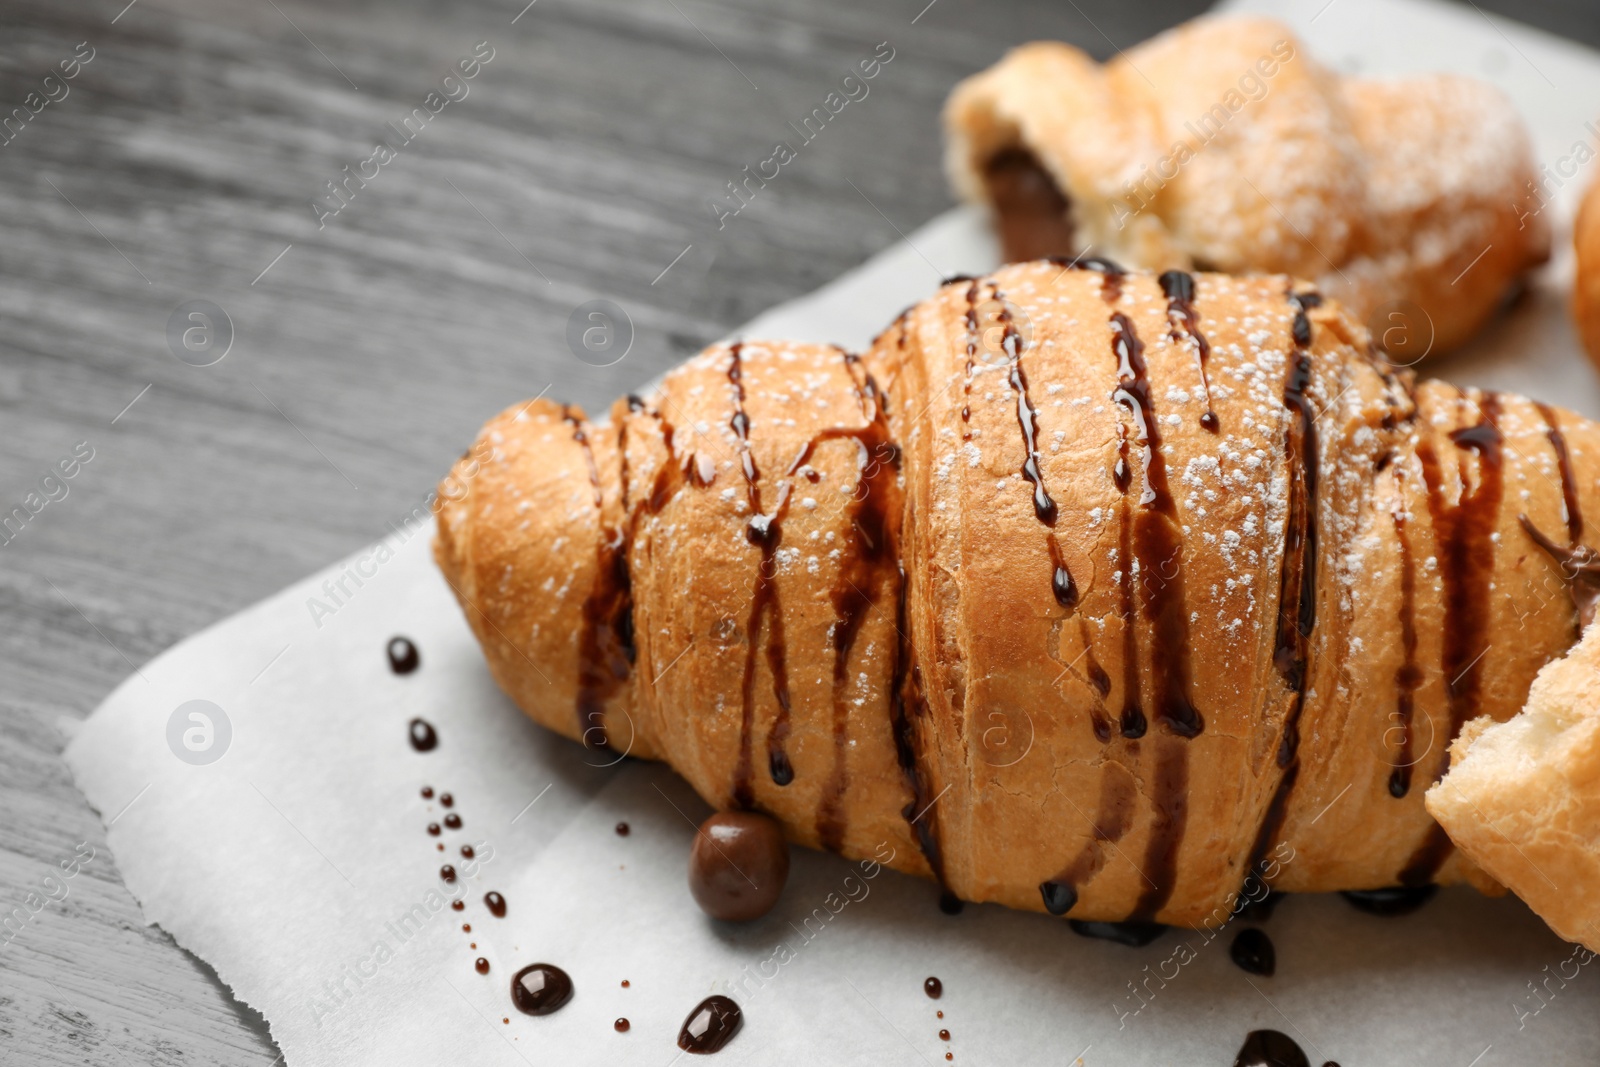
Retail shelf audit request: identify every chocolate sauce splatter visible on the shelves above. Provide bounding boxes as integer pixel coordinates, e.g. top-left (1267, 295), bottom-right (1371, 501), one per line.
top-left (511, 963), bottom-right (574, 1016)
top-left (1068, 920), bottom-right (1166, 947)
top-left (1341, 886), bottom-right (1438, 916)
top-left (475, 957), bottom-right (490, 975)
top-left (1234, 1029), bottom-right (1309, 1067)
top-left (678, 995), bottom-right (743, 1054)
top-left (1230, 928), bottom-right (1276, 976)
top-left (924, 977), bottom-right (942, 999)
top-left (615, 1017), bottom-right (630, 1033)
top-left (408, 718), bottom-right (437, 752)
top-left (485, 891), bottom-right (506, 917)
top-left (387, 636), bottom-right (420, 674)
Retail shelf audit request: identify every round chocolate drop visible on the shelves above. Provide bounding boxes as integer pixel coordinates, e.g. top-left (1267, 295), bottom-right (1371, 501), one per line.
top-left (688, 812), bottom-right (789, 922)
top-left (511, 963), bottom-right (574, 1016)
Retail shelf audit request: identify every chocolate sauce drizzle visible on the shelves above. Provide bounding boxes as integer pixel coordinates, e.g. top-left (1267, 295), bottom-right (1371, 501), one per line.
top-left (1103, 295), bottom-right (1202, 922)
top-left (1242, 291), bottom-right (1324, 890)
top-left (1399, 390), bottom-right (1504, 887)
top-left (567, 404), bottom-right (635, 753)
top-left (1038, 767), bottom-right (1135, 916)
top-left (815, 352), bottom-right (902, 851)
top-left (1387, 497), bottom-right (1422, 798)
top-left (1158, 270), bottom-right (1218, 432)
top-left (993, 286), bottom-right (1078, 609)
top-left (959, 281), bottom-right (980, 437)
top-left (1535, 401), bottom-right (1584, 544)
top-left (723, 342), bottom-right (798, 806)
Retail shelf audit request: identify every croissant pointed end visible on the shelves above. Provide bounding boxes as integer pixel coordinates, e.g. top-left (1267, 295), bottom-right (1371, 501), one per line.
top-left (433, 397), bottom-right (650, 760)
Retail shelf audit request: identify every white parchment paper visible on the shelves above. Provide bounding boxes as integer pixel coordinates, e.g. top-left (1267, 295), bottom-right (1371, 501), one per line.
top-left (66, 0), bottom-right (1600, 1063)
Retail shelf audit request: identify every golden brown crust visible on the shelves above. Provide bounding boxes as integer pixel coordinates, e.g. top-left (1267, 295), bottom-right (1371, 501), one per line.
top-left (944, 15), bottom-right (1549, 356)
top-left (438, 263), bottom-right (1600, 933)
top-left (1576, 173), bottom-right (1600, 369)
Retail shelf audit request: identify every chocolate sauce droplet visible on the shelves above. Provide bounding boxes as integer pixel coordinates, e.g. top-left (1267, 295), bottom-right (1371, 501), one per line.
top-left (440, 864), bottom-right (457, 883)
top-left (939, 1029), bottom-right (950, 1040)
top-left (938, 892), bottom-right (964, 916)
top-left (451, 899), bottom-right (464, 911)
top-left (615, 822), bottom-right (630, 836)
top-left (444, 813), bottom-right (462, 830)
top-left (1340, 886), bottom-right (1437, 916)
top-left (436, 842), bottom-right (445, 851)
top-left (1230, 928), bottom-right (1276, 976)
top-left (485, 891), bottom-right (507, 917)
top-left (408, 718), bottom-right (437, 751)
top-left (615, 1017), bottom-right (630, 1033)
top-left (420, 786), bottom-right (433, 799)
top-left (923, 976), bottom-right (942, 999)
top-left (475, 957), bottom-right (490, 975)
top-left (689, 812), bottom-right (789, 922)
top-left (440, 793), bottom-right (454, 808)
top-left (511, 963), bottom-right (574, 1016)
top-left (388, 637), bottom-right (420, 674)
top-left (461, 844), bottom-right (475, 859)
top-left (427, 822), bottom-right (440, 836)
top-left (1233, 1029), bottom-right (1309, 1067)
top-left (1067, 920), bottom-right (1166, 947)
top-left (462, 923), bottom-right (471, 932)
top-left (1039, 879), bottom-right (1078, 916)
top-left (677, 995), bottom-right (743, 1054)
top-left (621, 979), bottom-right (630, 988)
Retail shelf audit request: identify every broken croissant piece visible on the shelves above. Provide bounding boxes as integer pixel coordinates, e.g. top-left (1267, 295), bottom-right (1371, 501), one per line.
top-left (436, 260), bottom-right (1599, 938)
top-left (1428, 610), bottom-right (1600, 951)
top-left (944, 15), bottom-right (1549, 357)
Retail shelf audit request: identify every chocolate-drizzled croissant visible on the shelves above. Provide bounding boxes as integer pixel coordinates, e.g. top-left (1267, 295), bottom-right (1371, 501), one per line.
top-left (943, 16), bottom-right (1549, 356)
top-left (435, 261), bottom-right (1599, 932)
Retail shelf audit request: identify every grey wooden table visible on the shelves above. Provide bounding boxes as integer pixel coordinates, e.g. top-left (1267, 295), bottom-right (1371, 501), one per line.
top-left (1, 0), bottom-right (1595, 1063)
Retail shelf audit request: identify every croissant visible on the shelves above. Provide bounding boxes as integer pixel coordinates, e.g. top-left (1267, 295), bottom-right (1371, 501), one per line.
top-left (1576, 172), bottom-right (1600, 368)
top-left (434, 260), bottom-right (1600, 939)
top-left (943, 16), bottom-right (1549, 357)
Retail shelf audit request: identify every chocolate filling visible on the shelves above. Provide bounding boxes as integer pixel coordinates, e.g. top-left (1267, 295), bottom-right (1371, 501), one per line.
top-left (982, 146), bottom-right (1076, 263)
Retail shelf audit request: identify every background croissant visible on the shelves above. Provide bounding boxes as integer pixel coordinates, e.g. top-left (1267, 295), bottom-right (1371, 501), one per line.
top-left (943, 15), bottom-right (1550, 357)
top-left (435, 261), bottom-right (1597, 935)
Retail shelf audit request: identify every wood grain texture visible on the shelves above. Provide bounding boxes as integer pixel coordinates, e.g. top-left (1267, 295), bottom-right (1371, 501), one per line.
top-left (0, 0), bottom-right (1591, 1063)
